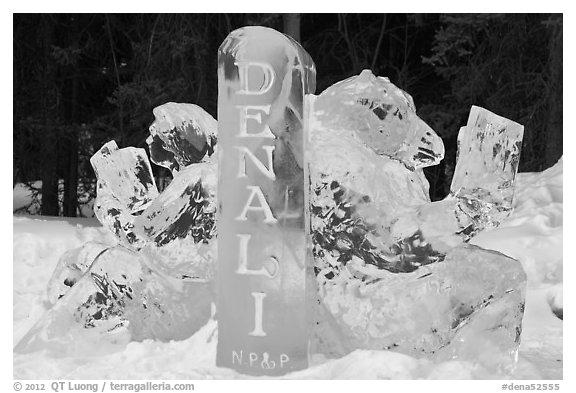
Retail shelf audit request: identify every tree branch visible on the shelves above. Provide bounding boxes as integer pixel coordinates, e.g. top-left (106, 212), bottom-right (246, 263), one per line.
top-left (104, 14), bottom-right (124, 142)
top-left (371, 14), bottom-right (387, 71)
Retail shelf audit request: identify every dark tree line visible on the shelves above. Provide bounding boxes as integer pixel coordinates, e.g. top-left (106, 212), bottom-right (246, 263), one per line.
top-left (13, 13), bottom-right (562, 216)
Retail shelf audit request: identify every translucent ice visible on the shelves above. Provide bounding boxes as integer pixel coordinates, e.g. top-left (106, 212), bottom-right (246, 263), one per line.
top-left (16, 245), bottom-right (213, 355)
top-left (46, 241), bottom-right (111, 305)
top-left (91, 141), bottom-right (158, 213)
top-left (390, 107), bottom-right (525, 248)
top-left (35, 106), bottom-right (220, 353)
top-left (147, 102), bottom-right (217, 174)
top-left (450, 106), bottom-right (524, 235)
top-left (47, 159), bottom-right (218, 311)
top-left (312, 244), bottom-right (526, 373)
top-left (91, 141), bottom-right (159, 248)
top-left (15, 246), bottom-right (140, 355)
top-left (307, 73), bottom-right (527, 371)
top-left (24, 55), bottom-right (527, 376)
top-left (216, 25), bottom-right (315, 376)
top-left (312, 69), bottom-right (444, 169)
top-left (133, 157), bottom-right (217, 281)
top-left (307, 84), bottom-right (442, 276)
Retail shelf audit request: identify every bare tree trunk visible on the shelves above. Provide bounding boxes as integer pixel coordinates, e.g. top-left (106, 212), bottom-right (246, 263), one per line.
top-left (545, 18), bottom-right (562, 169)
top-left (39, 15), bottom-right (60, 216)
top-left (105, 15), bottom-right (125, 145)
top-left (63, 79), bottom-right (79, 217)
top-left (63, 15), bottom-right (80, 217)
top-left (283, 13), bottom-right (301, 43)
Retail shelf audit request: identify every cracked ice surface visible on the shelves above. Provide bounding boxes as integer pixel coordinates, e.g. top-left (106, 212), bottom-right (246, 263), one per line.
top-left (12, 156), bottom-right (562, 378)
top-left (18, 105), bottom-right (220, 355)
top-left (17, 171), bottom-right (217, 354)
top-left (15, 64), bottom-right (533, 377)
top-left (388, 106), bottom-right (526, 250)
top-left (450, 106), bottom-right (524, 236)
top-left (134, 157), bottom-right (217, 281)
top-left (306, 73), bottom-right (527, 372)
top-left (147, 102), bottom-right (217, 174)
top-left (307, 77), bottom-right (443, 279)
top-left (312, 69), bottom-right (444, 169)
top-left (90, 141), bottom-right (159, 248)
top-left (315, 244), bottom-right (525, 367)
top-left (15, 246), bottom-right (213, 355)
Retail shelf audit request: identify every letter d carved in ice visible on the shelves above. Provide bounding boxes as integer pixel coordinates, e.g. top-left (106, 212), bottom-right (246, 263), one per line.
top-left (216, 26), bottom-right (316, 376)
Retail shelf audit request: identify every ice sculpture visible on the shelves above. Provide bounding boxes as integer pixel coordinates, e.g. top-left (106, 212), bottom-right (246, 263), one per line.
top-left (46, 241), bottom-right (111, 305)
top-left (15, 246), bottom-right (137, 355)
top-left (391, 107), bottom-right (525, 249)
top-left (307, 71), bottom-right (526, 373)
top-left (450, 106), bottom-right (524, 236)
top-left (17, 104), bottom-right (218, 355)
top-left (133, 157), bottom-right (217, 281)
top-left (91, 141), bottom-right (159, 248)
top-left (313, 244), bottom-right (525, 364)
top-left (16, 245), bottom-right (213, 355)
top-left (307, 72), bottom-right (444, 276)
top-left (147, 102), bottom-right (217, 174)
top-left (17, 26), bottom-right (528, 377)
top-left (216, 26), bottom-right (315, 376)
top-left (313, 69), bottom-right (444, 169)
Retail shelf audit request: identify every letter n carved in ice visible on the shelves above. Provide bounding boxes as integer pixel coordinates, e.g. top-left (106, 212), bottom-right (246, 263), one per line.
top-left (216, 27), bottom-right (316, 375)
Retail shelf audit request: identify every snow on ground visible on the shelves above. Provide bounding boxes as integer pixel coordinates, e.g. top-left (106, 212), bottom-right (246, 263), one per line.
top-left (12, 216), bottom-right (116, 347)
top-left (471, 158), bottom-right (563, 380)
top-left (13, 159), bottom-right (563, 379)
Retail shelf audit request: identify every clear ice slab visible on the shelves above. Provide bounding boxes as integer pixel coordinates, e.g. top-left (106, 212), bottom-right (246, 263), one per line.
top-left (216, 26), bottom-right (315, 375)
top-left (91, 141), bottom-right (159, 248)
top-left (147, 102), bottom-right (217, 174)
top-left (450, 106), bottom-right (524, 236)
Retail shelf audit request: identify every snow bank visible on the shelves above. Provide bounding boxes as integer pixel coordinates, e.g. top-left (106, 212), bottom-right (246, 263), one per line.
top-left (13, 216), bottom-right (115, 346)
top-left (13, 159), bottom-right (563, 379)
top-left (471, 158), bottom-right (563, 380)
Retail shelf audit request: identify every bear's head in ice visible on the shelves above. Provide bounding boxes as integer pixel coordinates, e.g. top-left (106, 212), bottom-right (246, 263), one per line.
top-left (313, 69), bottom-right (444, 170)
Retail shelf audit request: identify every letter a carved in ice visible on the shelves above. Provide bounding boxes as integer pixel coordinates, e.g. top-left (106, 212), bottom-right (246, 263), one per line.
top-left (216, 27), bottom-right (316, 375)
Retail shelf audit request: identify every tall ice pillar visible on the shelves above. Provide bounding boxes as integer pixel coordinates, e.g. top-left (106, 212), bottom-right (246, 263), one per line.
top-left (216, 26), bottom-right (316, 375)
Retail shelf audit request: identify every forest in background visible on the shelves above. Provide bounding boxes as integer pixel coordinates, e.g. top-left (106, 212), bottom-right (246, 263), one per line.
top-left (13, 13), bottom-right (563, 216)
